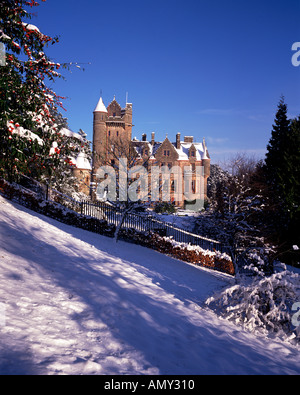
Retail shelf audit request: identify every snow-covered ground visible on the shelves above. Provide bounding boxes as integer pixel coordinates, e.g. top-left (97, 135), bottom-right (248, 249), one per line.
top-left (0, 195), bottom-right (299, 375)
top-left (148, 210), bottom-right (199, 232)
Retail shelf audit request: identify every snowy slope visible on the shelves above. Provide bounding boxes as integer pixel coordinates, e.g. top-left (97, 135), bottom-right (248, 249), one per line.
top-left (0, 195), bottom-right (299, 375)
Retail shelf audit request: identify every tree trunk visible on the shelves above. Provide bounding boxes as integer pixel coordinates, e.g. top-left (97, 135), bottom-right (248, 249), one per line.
top-left (113, 205), bottom-right (132, 243)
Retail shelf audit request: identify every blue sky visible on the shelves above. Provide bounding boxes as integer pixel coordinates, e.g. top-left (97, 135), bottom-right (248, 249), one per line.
top-left (27, 0), bottom-right (300, 163)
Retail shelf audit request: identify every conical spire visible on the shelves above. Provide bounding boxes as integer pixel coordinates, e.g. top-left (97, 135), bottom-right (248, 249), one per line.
top-left (94, 96), bottom-right (107, 113)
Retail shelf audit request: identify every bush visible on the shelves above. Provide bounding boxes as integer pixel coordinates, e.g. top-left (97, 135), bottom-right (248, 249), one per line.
top-left (206, 264), bottom-right (300, 344)
top-left (121, 230), bottom-right (235, 275)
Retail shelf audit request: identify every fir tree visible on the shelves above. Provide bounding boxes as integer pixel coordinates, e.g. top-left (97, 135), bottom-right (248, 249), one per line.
top-left (280, 116), bottom-right (300, 222)
top-left (281, 116), bottom-right (300, 248)
top-left (265, 96), bottom-right (291, 197)
top-left (263, 97), bottom-right (291, 235)
top-left (264, 98), bottom-right (300, 261)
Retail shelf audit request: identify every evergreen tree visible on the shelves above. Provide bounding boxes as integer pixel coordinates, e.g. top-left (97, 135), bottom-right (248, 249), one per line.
top-left (264, 98), bottom-right (300, 261)
top-left (281, 116), bottom-right (300, 247)
top-left (279, 116), bottom-right (300, 222)
top-left (265, 96), bottom-right (291, 196)
top-left (0, 0), bottom-right (78, 184)
top-left (263, 97), bottom-right (291, 233)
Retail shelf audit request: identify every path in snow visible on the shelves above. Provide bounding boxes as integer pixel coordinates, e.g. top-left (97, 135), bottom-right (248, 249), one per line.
top-left (0, 195), bottom-right (299, 375)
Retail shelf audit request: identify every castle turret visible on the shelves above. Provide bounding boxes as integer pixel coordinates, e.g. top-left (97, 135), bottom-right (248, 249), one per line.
top-left (124, 102), bottom-right (133, 142)
top-left (73, 151), bottom-right (92, 196)
top-left (93, 96), bottom-right (108, 174)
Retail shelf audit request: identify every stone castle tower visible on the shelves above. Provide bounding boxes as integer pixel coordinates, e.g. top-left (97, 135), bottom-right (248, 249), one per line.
top-left (92, 96), bottom-right (133, 177)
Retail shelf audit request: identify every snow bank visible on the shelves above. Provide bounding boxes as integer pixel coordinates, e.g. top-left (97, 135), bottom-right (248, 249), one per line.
top-left (0, 195), bottom-right (300, 374)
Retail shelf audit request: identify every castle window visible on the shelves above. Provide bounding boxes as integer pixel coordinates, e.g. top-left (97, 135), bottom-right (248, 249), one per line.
top-left (113, 112), bottom-right (116, 117)
top-left (108, 130), bottom-right (111, 137)
top-left (164, 150), bottom-right (170, 157)
top-left (117, 131), bottom-right (119, 137)
top-left (191, 150), bottom-right (195, 157)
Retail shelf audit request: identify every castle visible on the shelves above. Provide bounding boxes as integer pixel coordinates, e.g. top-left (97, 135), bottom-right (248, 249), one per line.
top-left (89, 95), bottom-right (210, 209)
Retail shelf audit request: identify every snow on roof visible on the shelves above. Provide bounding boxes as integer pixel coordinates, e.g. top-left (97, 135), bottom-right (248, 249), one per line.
top-left (170, 141), bottom-right (208, 161)
top-left (177, 142), bottom-right (206, 160)
top-left (94, 97), bottom-right (108, 113)
top-left (132, 138), bottom-right (209, 161)
top-left (132, 141), bottom-right (153, 159)
top-left (73, 151), bottom-right (92, 170)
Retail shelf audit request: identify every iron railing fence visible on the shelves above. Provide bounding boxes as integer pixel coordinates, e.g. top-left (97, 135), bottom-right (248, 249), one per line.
top-left (5, 174), bottom-right (232, 258)
top-left (80, 200), bottom-right (231, 256)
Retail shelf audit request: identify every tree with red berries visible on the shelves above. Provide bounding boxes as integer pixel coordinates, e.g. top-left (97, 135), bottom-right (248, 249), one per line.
top-left (0, 0), bottom-right (88, 186)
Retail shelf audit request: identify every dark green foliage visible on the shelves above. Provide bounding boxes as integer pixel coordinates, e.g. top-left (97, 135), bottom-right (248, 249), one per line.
top-left (264, 97), bottom-right (300, 257)
top-left (0, 0), bottom-right (92, 197)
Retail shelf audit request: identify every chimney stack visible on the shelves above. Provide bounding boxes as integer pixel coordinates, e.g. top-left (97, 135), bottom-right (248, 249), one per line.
top-left (176, 133), bottom-right (181, 149)
top-left (184, 136), bottom-right (194, 143)
top-left (142, 133), bottom-right (147, 142)
top-left (151, 132), bottom-right (155, 145)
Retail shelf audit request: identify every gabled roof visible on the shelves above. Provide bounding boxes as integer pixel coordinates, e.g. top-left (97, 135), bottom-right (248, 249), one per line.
top-left (107, 97), bottom-right (123, 118)
top-left (155, 136), bottom-right (179, 158)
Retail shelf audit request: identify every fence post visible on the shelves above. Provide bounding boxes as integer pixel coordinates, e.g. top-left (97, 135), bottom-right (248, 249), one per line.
top-left (46, 183), bottom-right (49, 201)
